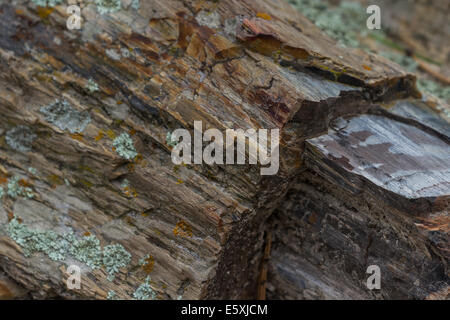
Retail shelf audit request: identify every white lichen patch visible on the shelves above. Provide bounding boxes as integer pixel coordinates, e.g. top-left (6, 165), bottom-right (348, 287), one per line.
top-left (5, 125), bottom-right (37, 152)
top-left (121, 179), bottom-right (130, 189)
top-left (86, 78), bottom-right (99, 93)
top-left (40, 100), bottom-right (91, 134)
top-left (224, 16), bottom-right (241, 37)
top-left (166, 131), bottom-right (178, 147)
top-left (95, 0), bottom-right (122, 15)
top-left (106, 48), bottom-right (122, 61)
top-left (107, 290), bottom-right (117, 300)
top-left (6, 176), bottom-right (34, 199)
top-left (113, 133), bottom-right (138, 160)
top-left (133, 276), bottom-right (156, 300)
top-left (195, 10), bottom-right (221, 29)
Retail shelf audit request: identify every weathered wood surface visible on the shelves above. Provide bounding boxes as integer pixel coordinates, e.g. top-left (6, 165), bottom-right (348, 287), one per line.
top-left (305, 112), bottom-right (450, 210)
top-left (0, 0), bottom-right (447, 300)
top-left (269, 99), bottom-right (449, 300)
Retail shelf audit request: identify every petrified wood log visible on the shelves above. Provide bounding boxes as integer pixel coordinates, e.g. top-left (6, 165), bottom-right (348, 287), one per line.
top-left (0, 0), bottom-right (447, 300)
top-left (268, 99), bottom-right (449, 299)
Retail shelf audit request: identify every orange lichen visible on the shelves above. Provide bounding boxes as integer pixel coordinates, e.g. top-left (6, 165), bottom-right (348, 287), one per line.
top-left (141, 255), bottom-right (155, 274)
top-left (37, 7), bottom-right (54, 19)
top-left (83, 231), bottom-right (91, 237)
top-left (362, 64), bottom-right (372, 71)
top-left (18, 179), bottom-right (33, 188)
top-left (94, 130), bottom-right (105, 141)
top-left (124, 186), bottom-right (138, 198)
top-left (47, 174), bottom-right (64, 189)
top-left (256, 12), bottom-right (272, 20)
top-left (176, 179), bottom-right (184, 185)
top-left (0, 173), bottom-right (8, 185)
top-left (70, 133), bottom-right (84, 141)
top-left (129, 128), bottom-right (136, 136)
top-left (134, 154), bottom-right (143, 165)
top-left (173, 220), bottom-right (193, 237)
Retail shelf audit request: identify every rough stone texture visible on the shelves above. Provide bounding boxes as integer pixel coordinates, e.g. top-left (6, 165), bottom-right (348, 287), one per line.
top-left (0, 0), bottom-right (447, 300)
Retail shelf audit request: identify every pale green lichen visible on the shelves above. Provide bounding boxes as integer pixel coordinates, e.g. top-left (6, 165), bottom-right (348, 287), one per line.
top-left (379, 51), bottom-right (418, 73)
top-left (70, 235), bottom-right (103, 269)
top-left (40, 100), bottom-right (91, 134)
top-left (7, 218), bottom-right (73, 261)
top-left (113, 133), bottom-right (138, 160)
top-left (288, 0), bottom-right (367, 48)
top-left (86, 79), bottom-right (99, 93)
top-left (7, 218), bottom-right (132, 280)
top-left (121, 179), bottom-right (130, 189)
top-left (138, 254), bottom-right (150, 266)
top-left (417, 79), bottom-right (450, 102)
top-left (166, 132), bottom-right (178, 147)
top-left (5, 125), bottom-right (37, 152)
top-left (133, 276), bottom-right (156, 300)
top-left (28, 167), bottom-right (38, 175)
top-left (95, 0), bottom-right (122, 15)
top-left (30, 0), bottom-right (64, 7)
top-left (6, 176), bottom-right (34, 199)
top-left (288, 0), bottom-right (450, 102)
top-left (131, 0), bottom-right (140, 10)
top-left (102, 244), bottom-right (131, 281)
